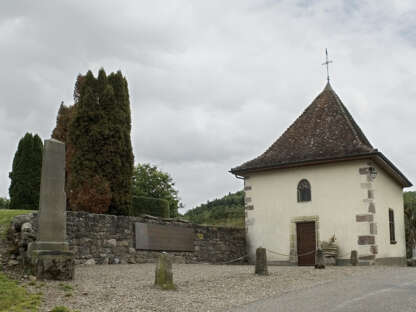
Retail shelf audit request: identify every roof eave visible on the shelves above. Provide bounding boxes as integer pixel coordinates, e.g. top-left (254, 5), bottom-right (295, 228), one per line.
top-left (230, 152), bottom-right (412, 188)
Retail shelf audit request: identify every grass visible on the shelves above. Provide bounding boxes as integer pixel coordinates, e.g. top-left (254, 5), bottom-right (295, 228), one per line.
top-left (0, 209), bottom-right (34, 238)
top-left (0, 272), bottom-right (41, 312)
top-left (59, 283), bottom-right (73, 292)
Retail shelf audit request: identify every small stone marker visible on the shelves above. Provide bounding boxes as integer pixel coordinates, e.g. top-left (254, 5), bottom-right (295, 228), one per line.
top-left (28, 139), bottom-right (74, 280)
top-left (351, 250), bottom-right (358, 266)
top-left (155, 253), bottom-right (176, 290)
top-left (255, 247), bottom-right (268, 275)
top-left (315, 249), bottom-right (325, 269)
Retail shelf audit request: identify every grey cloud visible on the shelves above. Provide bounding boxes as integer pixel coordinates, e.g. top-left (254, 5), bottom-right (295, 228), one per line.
top-left (1, 0), bottom-right (415, 210)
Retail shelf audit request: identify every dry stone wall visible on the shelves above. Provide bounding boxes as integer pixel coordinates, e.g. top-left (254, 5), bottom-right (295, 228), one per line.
top-left (6, 211), bottom-right (246, 265)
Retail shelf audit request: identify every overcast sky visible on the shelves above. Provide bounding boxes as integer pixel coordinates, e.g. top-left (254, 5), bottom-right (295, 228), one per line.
top-left (1, 0), bottom-right (415, 212)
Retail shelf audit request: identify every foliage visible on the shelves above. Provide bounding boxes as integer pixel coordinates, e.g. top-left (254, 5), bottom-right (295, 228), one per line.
top-left (54, 69), bottom-right (134, 215)
top-left (71, 176), bottom-right (111, 214)
top-left (184, 191), bottom-right (244, 227)
top-left (132, 163), bottom-right (181, 217)
top-left (8, 133), bottom-right (43, 210)
top-left (52, 102), bottom-right (76, 210)
top-left (0, 272), bottom-right (41, 312)
top-left (404, 191), bottom-right (416, 258)
top-left (0, 198), bottom-right (9, 209)
top-left (131, 196), bottom-right (170, 218)
top-left (0, 209), bottom-right (33, 238)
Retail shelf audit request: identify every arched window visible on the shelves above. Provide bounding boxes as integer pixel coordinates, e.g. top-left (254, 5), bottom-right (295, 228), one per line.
top-left (297, 179), bottom-right (311, 202)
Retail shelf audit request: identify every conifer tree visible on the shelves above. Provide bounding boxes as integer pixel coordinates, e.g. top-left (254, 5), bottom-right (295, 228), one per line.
top-left (67, 69), bottom-right (133, 215)
top-left (9, 133), bottom-right (43, 210)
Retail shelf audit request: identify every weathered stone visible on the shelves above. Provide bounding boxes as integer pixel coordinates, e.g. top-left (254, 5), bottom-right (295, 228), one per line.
top-left (370, 223), bottom-right (377, 235)
top-left (356, 214), bottom-right (373, 222)
top-left (255, 247), bottom-right (268, 275)
top-left (27, 139), bottom-right (74, 280)
top-left (84, 259), bottom-right (96, 265)
top-left (30, 250), bottom-right (74, 280)
top-left (34, 139), bottom-right (67, 246)
top-left (155, 253), bottom-right (176, 290)
top-left (358, 235), bottom-right (375, 245)
top-left (315, 249), bottom-right (325, 269)
top-left (21, 222), bottom-right (32, 232)
top-left (8, 259), bottom-right (19, 266)
top-left (351, 250), bottom-right (358, 266)
top-left (12, 215), bottom-right (33, 231)
top-left (368, 202), bottom-right (376, 213)
top-left (10, 210), bottom-right (246, 266)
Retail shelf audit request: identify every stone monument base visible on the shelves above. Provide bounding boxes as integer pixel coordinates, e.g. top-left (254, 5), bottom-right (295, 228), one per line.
top-left (30, 250), bottom-right (74, 280)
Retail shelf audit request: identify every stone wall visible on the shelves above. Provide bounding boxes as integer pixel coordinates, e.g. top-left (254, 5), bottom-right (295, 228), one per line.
top-left (6, 211), bottom-right (246, 265)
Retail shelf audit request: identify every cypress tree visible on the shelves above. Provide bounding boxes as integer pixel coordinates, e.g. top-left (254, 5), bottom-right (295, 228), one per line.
top-left (67, 69), bottom-right (133, 215)
top-left (9, 133), bottom-right (43, 210)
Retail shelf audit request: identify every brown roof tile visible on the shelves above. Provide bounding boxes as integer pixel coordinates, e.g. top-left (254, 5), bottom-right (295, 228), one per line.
top-left (232, 82), bottom-right (375, 173)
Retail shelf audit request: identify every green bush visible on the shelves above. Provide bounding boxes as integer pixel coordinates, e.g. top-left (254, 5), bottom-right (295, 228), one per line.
top-left (130, 196), bottom-right (169, 218)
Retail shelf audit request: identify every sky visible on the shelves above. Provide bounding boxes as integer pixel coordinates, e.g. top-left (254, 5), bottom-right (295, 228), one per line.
top-left (1, 0), bottom-right (415, 212)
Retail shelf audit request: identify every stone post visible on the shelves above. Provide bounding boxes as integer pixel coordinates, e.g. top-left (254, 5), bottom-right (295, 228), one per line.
top-left (255, 247), bottom-right (268, 275)
top-left (315, 249), bottom-right (325, 269)
top-left (155, 253), bottom-right (176, 290)
top-left (28, 139), bottom-right (74, 280)
top-left (351, 250), bottom-right (358, 266)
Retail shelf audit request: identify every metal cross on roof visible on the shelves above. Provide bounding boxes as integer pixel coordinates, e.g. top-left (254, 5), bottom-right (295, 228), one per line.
top-left (322, 49), bottom-right (333, 82)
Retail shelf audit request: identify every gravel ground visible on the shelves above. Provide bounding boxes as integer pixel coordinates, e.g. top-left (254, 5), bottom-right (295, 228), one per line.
top-left (24, 264), bottom-right (394, 312)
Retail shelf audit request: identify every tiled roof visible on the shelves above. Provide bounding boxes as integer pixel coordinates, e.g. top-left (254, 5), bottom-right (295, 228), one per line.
top-left (231, 83), bottom-right (411, 187)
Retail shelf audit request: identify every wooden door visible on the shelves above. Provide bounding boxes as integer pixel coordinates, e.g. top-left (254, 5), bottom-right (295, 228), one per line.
top-left (296, 222), bottom-right (316, 266)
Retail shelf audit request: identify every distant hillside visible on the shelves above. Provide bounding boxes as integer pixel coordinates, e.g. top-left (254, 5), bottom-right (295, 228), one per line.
top-left (184, 191), bottom-right (244, 228)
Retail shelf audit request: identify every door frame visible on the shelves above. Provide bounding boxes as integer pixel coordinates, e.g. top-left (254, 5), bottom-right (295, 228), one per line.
top-left (289, 216), bottom-right (320, 265)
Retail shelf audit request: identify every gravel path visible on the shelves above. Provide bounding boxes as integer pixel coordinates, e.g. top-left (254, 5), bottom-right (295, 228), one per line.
top-left (24, 264), bottom-right (395, 312)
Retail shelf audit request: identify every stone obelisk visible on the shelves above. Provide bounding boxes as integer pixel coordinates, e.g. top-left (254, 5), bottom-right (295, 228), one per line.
top-left (29, 139), bottom-right (74, 280)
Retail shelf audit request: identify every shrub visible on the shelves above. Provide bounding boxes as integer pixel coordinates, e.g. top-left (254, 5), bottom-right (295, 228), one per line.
top-left (71, 176), bottom-right (111, 214)
top-left (130, 196), bottom-right (169, 218)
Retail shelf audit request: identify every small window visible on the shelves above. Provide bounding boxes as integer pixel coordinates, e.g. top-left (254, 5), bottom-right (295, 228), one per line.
top-left (389, 209), bottom-right (396, 244)
top-left (297, 179), bottom-right (311, 202)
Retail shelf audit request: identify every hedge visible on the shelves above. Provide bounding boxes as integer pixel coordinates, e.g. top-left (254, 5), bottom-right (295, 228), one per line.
top-left (130, 196), bottom-right (170, 218)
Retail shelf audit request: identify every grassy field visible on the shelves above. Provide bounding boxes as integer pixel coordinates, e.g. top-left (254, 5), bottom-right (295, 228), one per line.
top-left (0, 272), bottom-right (41, 312)
top-left (0, 209), bottom-right (33, 238)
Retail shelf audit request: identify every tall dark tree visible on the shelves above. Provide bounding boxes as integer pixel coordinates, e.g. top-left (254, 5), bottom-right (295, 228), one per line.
top-left (8, 133), bottom-right (43, 210)
top-left (67, 69), bottom-right (133, 215)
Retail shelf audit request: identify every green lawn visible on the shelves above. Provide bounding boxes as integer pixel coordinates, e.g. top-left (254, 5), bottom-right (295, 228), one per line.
top-left (0, 209), bottom-right (34, 238)
top-left (0, 272), bottom-right (41, 312)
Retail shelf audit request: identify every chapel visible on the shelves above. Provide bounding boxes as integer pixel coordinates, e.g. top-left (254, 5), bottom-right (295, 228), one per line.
top-left (231, 81), bottom-right (412, 266)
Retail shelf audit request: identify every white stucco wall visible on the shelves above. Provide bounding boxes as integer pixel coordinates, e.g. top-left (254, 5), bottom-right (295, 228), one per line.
top-left (244, 159), bottom-right (406, 264)
top-left (372, 165), bottom-right (406, 259)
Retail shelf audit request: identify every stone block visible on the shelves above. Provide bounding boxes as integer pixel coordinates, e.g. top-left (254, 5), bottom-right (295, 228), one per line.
top-left (368, 190), bottom-right (374, 199)
top-left (358, 235), bottom-right (375, 245)
top-left (351, 250), bottom-right (358, 266)
top-left (315, 249), bottom-right (325, 269)
top-left (368, 202), bottom-right (376, 213)
top-left (370, 245), bottom-right (378, 255)
top-left (105, 239), bottom-right (117, 248)
top-left (370, 223), bottom-right (377, 235)
top-left (30, 250), bottom-right (74, 280)
top-left (255, 247), bottom-right (268, 275)
top-left (356, 214), bottom-right (373, 222)
top-left (155, 253), bottom-right (176, 290)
